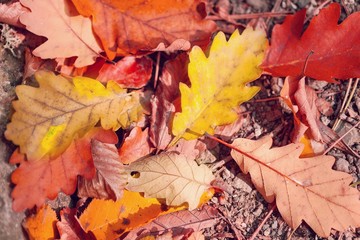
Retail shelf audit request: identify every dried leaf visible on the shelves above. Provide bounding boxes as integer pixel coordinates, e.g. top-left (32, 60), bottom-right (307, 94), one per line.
top-left (172, 28), bottom-right (268, 141)
top-left (126, 152), bottom-right (215, 210)
top-left (0, 2), bottom-right (28, 27)
top-left (78, 190), bottom-right (185, 240)
top-left (77, 140), bottom-right (127, 200)
top-left (118, 127), bottom-right (153, 164)
top-left (261, 3), bottom-right (360, 81)
top-left (5, 70), bottom-right (144, 160)
top-left (10, 128), bottom-right (117, 212)
top-left (71, 0), bottom-right (216, 59)
top-left (124, 205), bottom-right (219, 240)
top-left (97, 56), bottom-right (153, 88)
top-left (23, 205), bottom-right (58, 240)
top-left (231, 135), bottom-right (360, 237)
top-left (19, 0), bottom-right (102, 67)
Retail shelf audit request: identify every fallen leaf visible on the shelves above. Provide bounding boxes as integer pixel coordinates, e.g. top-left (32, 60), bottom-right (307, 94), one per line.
top-left (78, 190), bottom-right (185, 240)
top-left (0, 2), bottom-right (28, 27)
top-left (57, 208), bottom-right (95, 240)
top-left (126, 152), bottom-right (215, 210)
top-left (261, 3), bottom-right (360, 82)
top-left (77, 140), bottom-right (127, 200)
top-left (97, 56), bottom-right (153, 88)
top-left (151, 39), bottom-right (191, 52)
top-left (71, 0), bottom-right (216, 59)
top-left (5, 70), bottom-right (144, 160)
top-left (10, 128), bottom-right (117, 212)
top-left (118, 127), bottom-right (153, 164)
top-left (23, 48), bottom-right (55, 82)
top-left (23, 205), bottom-right (58, 240)
top-left (149, 53), bottom-right (189, 150)
top-left (231, 135), bottom-right (360, 237)
top-left (19, 0), bottom-right (102, 67)
top-left (172, 27), bottom-right (268, 141)
top-left (123, 205), bottom-right (219, 240)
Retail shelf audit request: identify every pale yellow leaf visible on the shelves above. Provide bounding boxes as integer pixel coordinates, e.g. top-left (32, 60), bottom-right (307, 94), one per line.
top-left (5, 71), bottom-right (144, 160)
top-left (231, 135), bottom-right (360, 237)
top-left (126, 152), bottom-right (214, 210)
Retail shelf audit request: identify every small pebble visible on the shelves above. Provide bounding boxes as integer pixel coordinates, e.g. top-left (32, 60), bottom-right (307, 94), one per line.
top-left (263, 228), bottom-right (271, 236)
top-left (271, 221), bottom-right (278, 229)
top-left (253, 207), bottom-right (262, 217)
top-left (335, 158), bottom-right (350, 173)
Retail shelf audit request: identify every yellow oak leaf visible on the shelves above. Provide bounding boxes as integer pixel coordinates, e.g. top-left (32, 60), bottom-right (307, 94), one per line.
top-left (172, 27), bottom-right (268, 141)
top-left (78, 190), bottom-right (185, 240)
top-left (126, 152), bottom-right (215, 210)
top-left (5, 71), bottom-right (145, 160)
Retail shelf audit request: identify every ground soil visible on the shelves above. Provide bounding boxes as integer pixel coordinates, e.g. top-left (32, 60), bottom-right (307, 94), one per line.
top-left (0, 0), bottom-right (359, 239)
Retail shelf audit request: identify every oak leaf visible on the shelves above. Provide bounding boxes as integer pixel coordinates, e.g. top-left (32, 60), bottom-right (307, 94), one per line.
top-left (19, 0), bottom-right (102, 67)
top-left (10, 128), bottom-right (117, 212)
top-left (118, 127), bottom-right (153, 164)
top-left (261, 3), bottom-right (360, 82)
top-left (97, 56), bottom-right (153, 89)
top-left (77, 140), bottom-right (127, 200)
top-left (231, 135), bottom-right (360, 237)
top-left (78, 190), bottom-right (185, 240)
top-left (126, 152), bottom-right (215, 210)
top-left (70, 0), bottom-right (216, 59)
top-left (23, 205), bottom-right (58, 240)
top-left (0, 2), bottom-right (28, 27)
top-left (5, 70), bottom-right (144, 160)
top-left (172, 28), bottom-right (268, 141)
top-left (124, 205), bottom-right (219, 240)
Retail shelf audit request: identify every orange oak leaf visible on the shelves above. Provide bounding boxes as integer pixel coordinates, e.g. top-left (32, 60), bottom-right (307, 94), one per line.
top-left (261, 3), bottom-right (360, 82)
top-left (19, 0), bottom-right (102, 67)
top-left (97, 56), bottom-right (153, 88)
top-left (77, 140), bottom-right (127, 200)
top-left (118, 127), bottom-right (153, 164)
top-left (23, 205), bottom-right (58, 240)
top-left (78, 190), bottom-right (185, 239)
top-left (10, 128), bottom-right (117, 212)
top-left (123, 205), bottom-right (219, 239)
top-left (70, 0), bottom-right (216, 59)
top-left (231, 135), bottom-right (360, 237)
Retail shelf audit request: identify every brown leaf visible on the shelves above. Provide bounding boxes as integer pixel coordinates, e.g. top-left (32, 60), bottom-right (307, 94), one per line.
top-left (118, 127), bottom-right (153, 164)
top-left (71, 0), bottom-right (216, 59)
top-left (77, 140), bottom-right (127, 200)
top-left (231, 135), bottom-right (360, 237)
top-left (0, 2), bottom-right (28, 27)
top-left (123, 205), bottom-right (219, 240)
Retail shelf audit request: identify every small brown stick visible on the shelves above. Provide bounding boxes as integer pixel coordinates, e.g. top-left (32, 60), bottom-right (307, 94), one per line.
top-left (250, 96), bottom-right (281, 103)
top-left (206, 11), bottom-right (291, 21)
top-left (323, 120), bottom-right (360, 155)
top-left (248, 203), bottom-right (277, 240)
top-left (153, 52), bottom-right (161, 88)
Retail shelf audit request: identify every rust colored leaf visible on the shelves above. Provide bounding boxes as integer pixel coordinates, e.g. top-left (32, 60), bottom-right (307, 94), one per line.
top-left (71, 0), bottom-right (216, 59)
top-left (10, 128), bottom-right (117, 212)
top-left (231, 135), bottom-right (360, 237)
top-left (124, 205), bottom-right (219, 240)
top-left (19, 0), bottom-right (102, 67)
top-left (0, 2), bottom-right (28, 27)
top-left (262, 3), bottom-right (360, 82)
top-left (23, 205), bottom-right (58, 240)
top-left (97, 56), bottom-right (153, 88)
top-left (77, 140), bottom-right (127, 200)
top-left (118, 127), bottom-right (153, 164)
top-left (78, 190), bottom-right (185, 239)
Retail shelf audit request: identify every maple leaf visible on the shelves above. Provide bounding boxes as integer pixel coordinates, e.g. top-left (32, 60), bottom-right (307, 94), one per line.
top-left (10, 128), bottom-right (117, 212)
top-left (5, 70), bottom-right (145, 160)
top-left (230, 135), bottom-right (360, 237)
top-left (118, 127), bottom-right (153, 164)
top-left (172, 27), bottom-right (268, 141)
top-left (97, 56), bottom-right (153, 89)
top-left (70, 0), bottom-right (216, 59)
top-left (261, 3), bottom-right (360, 82)
top-left (19, 0), bottom-right (102, 67)
top-left (124, 205), bottom-right (219, 239)
top-left (0, 2), bottom-right (28, 27)
top-left (78, 190), bottom-right (185, 239)
top-left (23, 205), bottom-right (58, 240)
top-left (126, 152), bottom-right (215, 210)
top-left (77, 140), bottom-right (127, 200)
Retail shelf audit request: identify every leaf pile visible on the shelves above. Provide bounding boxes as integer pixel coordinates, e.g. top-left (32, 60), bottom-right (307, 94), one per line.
top-left (0, 1), bottom-right (359, 239)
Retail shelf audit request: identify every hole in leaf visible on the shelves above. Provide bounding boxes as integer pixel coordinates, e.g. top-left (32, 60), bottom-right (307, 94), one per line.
top-left (130, 171), bottom-right (140, 178)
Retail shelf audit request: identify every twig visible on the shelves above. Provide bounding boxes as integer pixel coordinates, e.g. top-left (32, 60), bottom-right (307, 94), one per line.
top-left (206, 11), bottom-right (291, 21)
top-left (153, 52), bottom-right (161, 88)
top-left (248, 203), bottom-right (277, 240)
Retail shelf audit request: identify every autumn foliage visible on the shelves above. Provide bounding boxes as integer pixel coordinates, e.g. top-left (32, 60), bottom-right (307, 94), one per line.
top-left (0, 0), bottom-right (359, 239)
